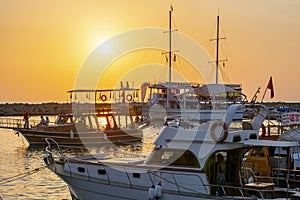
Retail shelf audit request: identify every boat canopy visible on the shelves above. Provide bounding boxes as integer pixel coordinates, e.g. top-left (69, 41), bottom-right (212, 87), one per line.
top-left (242, 139), bottom-right (299, 147)
top-left (194, 84), bottom-right (238, 96)
top-left (176, 84), bottom-right (240, 97)
top-left (279, 128), bottom-right (300, 142)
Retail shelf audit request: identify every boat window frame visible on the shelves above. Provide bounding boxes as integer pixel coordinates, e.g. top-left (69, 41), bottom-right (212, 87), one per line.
top-left (146, 148), bottom-right (200, 168)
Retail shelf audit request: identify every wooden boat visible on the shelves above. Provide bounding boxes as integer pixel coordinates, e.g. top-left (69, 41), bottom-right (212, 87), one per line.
top-left (43, 104), bottom-right (300, 199)
top-left (13, 88), bottom-right (143, 146)
top-left (14, 111), bottom-right (143, 146)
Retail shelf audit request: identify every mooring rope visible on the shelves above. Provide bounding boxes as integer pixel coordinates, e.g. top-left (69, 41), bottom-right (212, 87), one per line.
top-left (0, 165), bottom-right (47, 185)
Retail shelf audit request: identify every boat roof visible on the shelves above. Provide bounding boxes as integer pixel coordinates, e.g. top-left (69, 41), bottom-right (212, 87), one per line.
top-left (68, 88), bottom-right (138, 93)
top-left (148, 82), bottom-right (192, 89)
top-left (279, 128), bottom-right (300, 142)
top-left (242, 139), bottom-right (299, 147)
top-left (194, 84), bottom-right (240, 96)
top-left (176, 84), bottom-right (242, 97)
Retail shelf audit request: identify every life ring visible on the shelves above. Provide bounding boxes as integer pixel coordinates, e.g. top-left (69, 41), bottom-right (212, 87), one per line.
top-left (126, 94), bottom-right (133, 101)
top-left (259, 124), bottom-right (266, 139)
top-left (210, 121), bottom-right (228, 143)
top-left (101, 95), bottom-right (107, 102)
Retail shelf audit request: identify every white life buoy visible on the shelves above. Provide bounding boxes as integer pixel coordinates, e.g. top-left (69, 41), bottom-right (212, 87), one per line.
top-left (154, 182), bottom-right (162, 198)
top-left (210, 121), bottom-right (228, 143)
top-left (147, 185), bottom-right (155, 200)
top-left (101, 95), bottom-right (107, 102)
top-left (126, 94), bottom-right (133, 101)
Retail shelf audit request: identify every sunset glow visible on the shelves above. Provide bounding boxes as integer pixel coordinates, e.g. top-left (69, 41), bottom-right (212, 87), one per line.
top-left (1, 0), bottom-right (300, 102)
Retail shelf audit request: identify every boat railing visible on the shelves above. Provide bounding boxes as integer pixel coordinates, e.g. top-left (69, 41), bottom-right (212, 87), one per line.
top-left (242, 165), bottom-right (300, 189)
top-left (45, 138), bottom-right (65, 163)
top-left (0, 117), bottom-right (23, 129)
top-left (0, 117), bottom-right (39, 129)
top-left (271, 168), bottom-right (300, 188)
top-left (60, 161), bottom-right (280, 199)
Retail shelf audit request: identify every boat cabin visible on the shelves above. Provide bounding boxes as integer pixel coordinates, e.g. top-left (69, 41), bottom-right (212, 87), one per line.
top-left (242, 140), bottom-right (300, 188)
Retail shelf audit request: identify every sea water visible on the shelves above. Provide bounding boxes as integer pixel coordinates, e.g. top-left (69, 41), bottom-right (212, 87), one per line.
top-left (0, 127), bottom-right (70, 200)
top-left (0, 116), bottom-right (159, 200)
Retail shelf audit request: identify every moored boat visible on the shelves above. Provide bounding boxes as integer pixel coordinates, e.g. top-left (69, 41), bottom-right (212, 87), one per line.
top-left (142, 82), bottom-right (245, 122)
top-left (141, 13), bottom-right (246, 123)
top-left (43, 104), bottom-right (300, 199)
top-left (13, 89), bottom-right (143, 146)
top-left (14, 112), bottom-right (143, 146)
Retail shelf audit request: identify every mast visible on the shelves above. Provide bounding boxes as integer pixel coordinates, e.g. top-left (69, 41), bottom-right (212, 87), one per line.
top-left (216, 15), bottom-right (220, 84)
top-left (211, 14), bottom-right (226, 84)
top-left (168, 7), bottom-right (172, 84)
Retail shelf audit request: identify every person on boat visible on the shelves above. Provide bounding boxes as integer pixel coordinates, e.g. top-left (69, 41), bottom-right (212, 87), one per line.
top-left (134, 116), bottom-right (140, 124)
top-left (205, 154), bottom-right (216, 195)
top-left (23, 109), bottom-right (29, 128)
top-left (216, 153), bottom-right (226, 196)
top-left (45, 117), bottom-right (50, 126)
top-left (39, 116), bottom-right (46, 126)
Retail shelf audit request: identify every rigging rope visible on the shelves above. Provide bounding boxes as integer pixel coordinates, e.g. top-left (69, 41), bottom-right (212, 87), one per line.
top-left (0, 165), bottom-right (47, 185)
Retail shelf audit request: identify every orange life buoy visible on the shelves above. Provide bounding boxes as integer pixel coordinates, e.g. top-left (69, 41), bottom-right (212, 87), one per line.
top-left (126, 94), bottom-right (133, 101)
top-left (259, 124), bottom-right (266, 139)
top-left (210, 121), bottom-right (228, 143)
top-left (101, 95), bottom-right (107, 102)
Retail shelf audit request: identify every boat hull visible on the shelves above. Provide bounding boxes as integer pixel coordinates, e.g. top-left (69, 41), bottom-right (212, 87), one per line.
top-left (60, 174), bottom-right (212, 200)
top-left (49, 161), bottom-right (212, 200)
top-left (14, 128), bottom-right (143, 146)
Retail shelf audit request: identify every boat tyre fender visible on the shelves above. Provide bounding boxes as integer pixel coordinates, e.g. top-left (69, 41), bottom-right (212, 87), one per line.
top-left (126, 94), bottom-right (133, 101)
top-left (210, 121), bottom-right (228, 143)
top-left (101, 95), bottom-right (107, 102)
top-left (259, 124), bottom-right (266, 139)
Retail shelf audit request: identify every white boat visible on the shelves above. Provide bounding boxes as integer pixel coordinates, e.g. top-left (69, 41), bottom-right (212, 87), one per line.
top-left (44, 104), bottom-right (300, 199)
top-left (142, 82), bottom-right (245, 121)
top-left (141, 13), bottom-right (246, 123)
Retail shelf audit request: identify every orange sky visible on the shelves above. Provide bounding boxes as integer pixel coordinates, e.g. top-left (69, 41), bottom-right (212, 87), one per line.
top-left (1, 0), bottom-right (300, 103)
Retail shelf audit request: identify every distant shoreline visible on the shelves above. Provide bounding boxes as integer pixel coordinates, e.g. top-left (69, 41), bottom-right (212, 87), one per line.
top-left (1, 102), bottom-right (300, 116)
top-left (0, 102), bottom-right (70, 116)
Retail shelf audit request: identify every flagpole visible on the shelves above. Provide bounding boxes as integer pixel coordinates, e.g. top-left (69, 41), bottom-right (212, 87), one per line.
top-left (169, 7), bottom-right (172, 84)
top-left (261, 76), bottom-right (274, 102)
top-left (261, 87), bottom-right (268, 102)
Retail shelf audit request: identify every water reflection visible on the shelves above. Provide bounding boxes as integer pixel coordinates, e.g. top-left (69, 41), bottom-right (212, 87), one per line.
top-left (0, 124), bottom-right (160, 199)
top-left (0, 129), bottom-right (70, 200)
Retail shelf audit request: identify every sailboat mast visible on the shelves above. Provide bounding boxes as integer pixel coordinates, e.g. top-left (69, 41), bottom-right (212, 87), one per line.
top-left (216, 15), bottom-right (220, 84)
top-left (169, 9), bottom-right (172, 84)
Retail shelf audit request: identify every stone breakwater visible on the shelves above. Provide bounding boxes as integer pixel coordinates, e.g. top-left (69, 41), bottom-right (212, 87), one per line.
top-left (1, 102), bottom-right (300, 117)
top-left (0, 103), bottom-right (71, 116)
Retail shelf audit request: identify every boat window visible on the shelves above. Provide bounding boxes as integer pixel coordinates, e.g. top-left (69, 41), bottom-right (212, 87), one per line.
top-left (250, 147), bottom-right (265, 157)
top-left (78, 167), bottom-right (85, 173)
top-left (89, 116), bottom-right (99, 130)
top-left (132, 173), bottom-right (140, 178)
top-left (98, 169), bottom-right (106, 175)
top-left (56, 116), bottom-right (72, 124)
top-left (146, 149), bottom-right (200, 168)
top-left (98, 116), bottom-right (108, 129)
